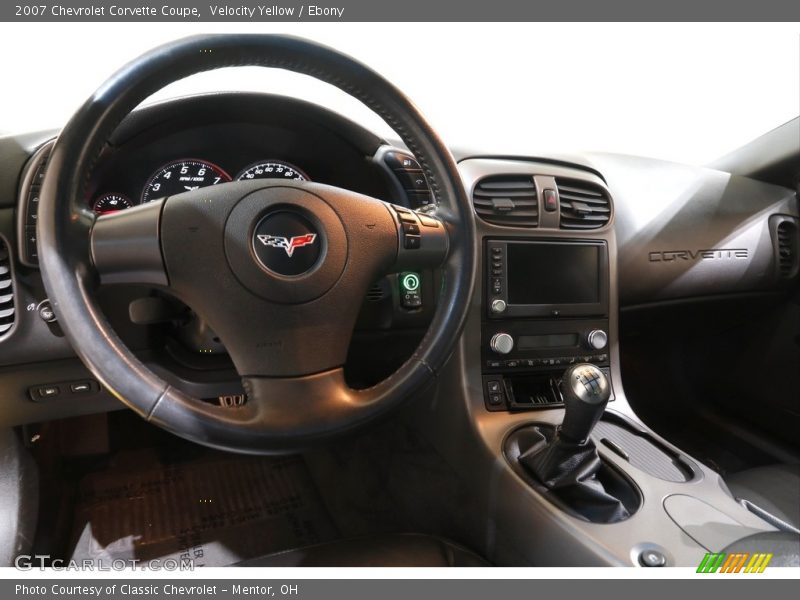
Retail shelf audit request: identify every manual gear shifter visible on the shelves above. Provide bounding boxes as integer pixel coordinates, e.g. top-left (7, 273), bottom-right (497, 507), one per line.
top-left (515, 363), bottom-right (632, 523)
top-left (559, 363), bottom-right (611, 443)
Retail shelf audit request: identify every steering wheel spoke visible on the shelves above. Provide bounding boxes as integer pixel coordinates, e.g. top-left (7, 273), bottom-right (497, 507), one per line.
top-left (91, 199), bottom-right (168, 287)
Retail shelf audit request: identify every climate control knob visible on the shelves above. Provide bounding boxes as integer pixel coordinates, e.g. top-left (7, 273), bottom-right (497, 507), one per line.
top-left (490, 332), bottom-right (514, 355)
top-left (586, 329), bottom-right (608, 350)
top-left (490, 299), bottom-right (507, 314)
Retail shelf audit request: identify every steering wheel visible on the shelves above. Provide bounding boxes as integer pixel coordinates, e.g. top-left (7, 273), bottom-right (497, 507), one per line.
top-left (37, 35), bottom-right (476, 453)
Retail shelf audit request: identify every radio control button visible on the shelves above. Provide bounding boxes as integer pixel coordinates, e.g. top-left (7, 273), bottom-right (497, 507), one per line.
top-left (504, 360), bottom-right (520, 368)
top-left (486, 360), bottom-right (502, 368)
top-left (490, 333), bottom-right (514, 355)
top-left (587, 329), bottom-right (608, 350)
top-left (490, 299), bottom-right (507, 314)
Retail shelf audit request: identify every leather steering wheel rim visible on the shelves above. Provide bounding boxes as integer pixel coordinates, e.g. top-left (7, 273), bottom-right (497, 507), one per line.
top-left (37, 34), bottom-right (476, 453)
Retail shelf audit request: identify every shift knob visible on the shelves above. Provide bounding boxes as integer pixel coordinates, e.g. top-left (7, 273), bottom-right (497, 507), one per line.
top-left (559, 363), bottom-right (611, 443)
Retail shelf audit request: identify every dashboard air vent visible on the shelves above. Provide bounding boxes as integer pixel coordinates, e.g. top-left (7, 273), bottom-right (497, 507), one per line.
top-left (472, 176), bottom-right (538, 227)
top-left (556, 178), bottom-right (611, 230)
top-left (366, 282), bottom-right (386, 302)
top-left (776, 219), bottom-right (799, 279)
top-left (0, 240), bottom-right (15, 338)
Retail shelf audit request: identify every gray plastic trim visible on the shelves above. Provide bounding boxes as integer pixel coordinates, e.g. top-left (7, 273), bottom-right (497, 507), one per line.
top-left (16, 138), bottom-right (55, 268)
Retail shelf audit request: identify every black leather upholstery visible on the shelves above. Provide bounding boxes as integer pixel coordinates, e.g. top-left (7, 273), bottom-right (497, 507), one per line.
top-left (518, 427), bottom-right (631, 524)
top-left (236, 534), bottom-right (489, 567)
top-left (725, 464), bottom-right (800, 531)
top-left (722, 532), bottom-right (800, 567)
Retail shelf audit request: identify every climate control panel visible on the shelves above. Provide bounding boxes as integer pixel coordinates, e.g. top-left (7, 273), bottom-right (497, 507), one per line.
top-left (481, 319), bottom-right (610, 372)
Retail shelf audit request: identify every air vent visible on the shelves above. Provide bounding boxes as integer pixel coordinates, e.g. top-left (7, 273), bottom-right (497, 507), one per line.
top-left (0, 240), bottom-right (16, 338)
top-left (556, 178), bottom-right (611, 230)
top-left (472, 176), bottom-right (539, 227)
top-left (775, 219), bottom-right (799, 279)
top-left (366, 282), bottom-right (386, 302)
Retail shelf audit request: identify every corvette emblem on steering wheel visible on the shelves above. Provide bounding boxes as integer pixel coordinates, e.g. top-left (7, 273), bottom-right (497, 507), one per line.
top-left (257, 233), bottom-right (317, 257)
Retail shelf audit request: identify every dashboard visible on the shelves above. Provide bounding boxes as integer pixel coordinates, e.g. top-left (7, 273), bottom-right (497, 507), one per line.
top-left (15, 93), bottom-right (435, 268)
top-left (0, 91), bottom-right (797, 430)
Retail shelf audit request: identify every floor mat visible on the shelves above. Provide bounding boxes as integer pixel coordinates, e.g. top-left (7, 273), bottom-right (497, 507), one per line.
top-left (69, 452), bottom-right (339, 567)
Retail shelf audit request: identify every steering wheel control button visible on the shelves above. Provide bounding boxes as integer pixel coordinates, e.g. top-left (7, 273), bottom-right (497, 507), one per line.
top-left (252, 212), bottom-right (321, 276)
top-left (384, 150), bottom-right (421, 171)
top-left (36, 299), bottom-right (56, 323)
top-left (398, 212), bottom-right (417, 224)
top-left (408, 192), bottom-right (433, 208)
top-left (395, 170), bottom-right (429, 191)
top-left (392, 207), bottom-right (428, 251)
top-left (404, 235), bottom-right (421, 250)
top-left (418, 214), bottom-right (441, 228)
top-left (400, 272), bottom-right (422, 308)
top-left (639, 549), bottom-right (667, 567)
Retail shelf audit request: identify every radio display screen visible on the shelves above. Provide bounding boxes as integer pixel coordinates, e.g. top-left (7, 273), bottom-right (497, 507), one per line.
top-left (506, 243), bottom-right (600, 305)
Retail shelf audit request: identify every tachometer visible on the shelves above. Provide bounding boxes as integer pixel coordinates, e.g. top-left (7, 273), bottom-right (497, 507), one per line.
top-left (92, 193), bottom-right (132, 215)
top-left (236, 160), bottom-right (309, 182)
top-left (141, 159), bottom-right (231, 204)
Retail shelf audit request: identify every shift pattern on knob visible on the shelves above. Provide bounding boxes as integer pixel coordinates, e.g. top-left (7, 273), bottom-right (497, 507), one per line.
top-left (563, 363), bottom-right (610, 405)
top-left (576, 368), bottom-right (603, 397)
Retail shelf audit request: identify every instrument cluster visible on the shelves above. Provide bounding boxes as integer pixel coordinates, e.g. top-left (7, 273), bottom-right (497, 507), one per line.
top-left (91, 158), bottom-right (310, 215)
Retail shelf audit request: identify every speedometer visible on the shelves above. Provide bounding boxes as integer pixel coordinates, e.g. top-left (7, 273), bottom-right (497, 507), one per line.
top-left (236, 160), bottom-right (309, 182)
top-left (141, 159), bottom-right (231, 204)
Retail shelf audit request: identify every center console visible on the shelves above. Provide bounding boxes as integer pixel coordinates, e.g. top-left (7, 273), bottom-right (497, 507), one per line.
top-left (417, 156), bottom-right (785, 567)
top-left (481, 239), bottom-right (612, 411)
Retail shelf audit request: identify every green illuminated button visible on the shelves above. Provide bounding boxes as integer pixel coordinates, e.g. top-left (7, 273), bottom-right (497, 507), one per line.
top-left (401, 273), bottom-right (420, 291)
